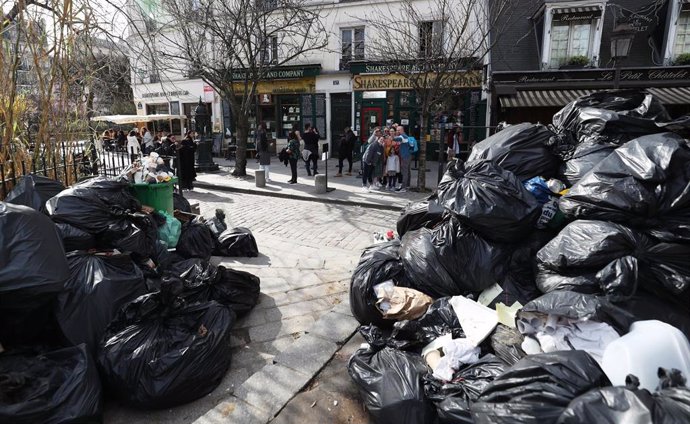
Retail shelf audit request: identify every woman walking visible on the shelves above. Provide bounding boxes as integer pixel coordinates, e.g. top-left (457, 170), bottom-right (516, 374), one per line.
top-left (287, 127), bottom-right (300, 184)
top-left (126, 130), bottom-right (141, 163)
top-left (257, 122), bottom-right (272, 182)
top-left (177, 131), bottom-right (197, 190)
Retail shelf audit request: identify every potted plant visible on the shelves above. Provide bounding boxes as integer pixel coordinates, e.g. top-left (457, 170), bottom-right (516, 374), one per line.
top-left (674, 53), bottom-right (690, 66)
top-left (560, 55), bottom-right (590, 69)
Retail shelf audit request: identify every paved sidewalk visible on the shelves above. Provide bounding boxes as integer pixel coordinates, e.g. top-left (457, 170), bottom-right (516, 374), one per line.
top-left (104, 189), bottom-right (387, 424)
top-left (194, 157), bottom-right (442, 210)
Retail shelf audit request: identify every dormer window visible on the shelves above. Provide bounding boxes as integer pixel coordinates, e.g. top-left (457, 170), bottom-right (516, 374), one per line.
top-left (542, 4), bottom-right (604, 69)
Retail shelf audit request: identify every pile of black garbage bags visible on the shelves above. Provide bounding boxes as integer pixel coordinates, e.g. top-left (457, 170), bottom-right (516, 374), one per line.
top-left (349, 90), bottom-right (690, 424)
top-left (0, 175), bottom-right (261, 422)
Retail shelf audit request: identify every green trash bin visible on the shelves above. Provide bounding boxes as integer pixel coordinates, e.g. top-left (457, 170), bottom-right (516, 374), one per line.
top-left (130, 177), bottom-right (177, 215)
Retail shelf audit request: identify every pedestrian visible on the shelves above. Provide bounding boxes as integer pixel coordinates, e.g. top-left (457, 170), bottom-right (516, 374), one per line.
top-left (385, 139), bottom-right (401, 191)
top-left (116, 130), bottom-right (127, 151)
top-left (126, 130), bottom-right (141, 163)
top-left (361, 128), bottom-right (383, 192)
top-left (257, 122), bottom-right (272, 182)
top-left (394, 126), bottom-right (413, 192)
top-left (177, 131), bottom-right (197, 190)
top-left (141, 127), bottom-right (154, 154)
top-left (286, 127), bottom-right (300, 184)
top-left (302, 123), bottom-right (319, 176)
top-left (447, 125), bottom-right (463, 160)
top-left (336, 127), bottom-right (356, 177)
top-left (373, 136), bottom-right (385, 189)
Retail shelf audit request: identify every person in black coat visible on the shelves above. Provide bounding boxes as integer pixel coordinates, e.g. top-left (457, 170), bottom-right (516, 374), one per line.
top-left (177, 131), bottom-right (197, 190)
top-left (336, 127), bottom-right (356, 176)
top-left (302, 123), bottom-right (320, 176)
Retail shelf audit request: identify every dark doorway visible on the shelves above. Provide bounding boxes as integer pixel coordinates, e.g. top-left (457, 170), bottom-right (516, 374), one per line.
top-left (330, 93), bottom-right (351, 158)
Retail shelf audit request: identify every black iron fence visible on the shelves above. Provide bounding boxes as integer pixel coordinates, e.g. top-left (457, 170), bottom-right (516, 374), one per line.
top-left (0, 140), bottom-right (178, 200)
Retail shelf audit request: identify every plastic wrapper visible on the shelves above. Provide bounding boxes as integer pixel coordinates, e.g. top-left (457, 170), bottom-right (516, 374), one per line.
top-left (467, 123), bottom-right (560, 180)
top-left (169, 258), bottom-right (260, 317)
top-left (157, 211), bottom-right (181, 248)
top-left (350, 241), bottom-right (410, 327)
top-left (97, 280), bottom-right (236, 409)
top-left (523, 177), bottom-right (553, 205)
top-left (55, 222), bottom-right (97, 252)
top-left (396, 199), bottom-right (445, 237)
top-left (0, 344), bottom-right (102, 424)
top-left (348, 326), bottom-right (437, 424)
top-left (215, 227), bottom-right (259, 257)
top-left (176, 217), bottom-right (215, 259)
top-left (205, 209), bottom-right (227, 238)
top-left (490, 325), bottom-right (526, 366)
top-left (400, 217), bottom-right (510, 297)
top-left (4, 174), bottom-right (65, 213)
top-left (470, 350), bottom-right (611, 424)
top-left (56, 252), bottom-right (146, 353)
top-left (560, 133), bottom-right (690, 242)
top-left (424, 354), bottom-right (508, 424)
top-left (436, 160), bottom-right (541, 243)
top-left (0, 203), bottom-right (69, 346)
top-left (535, 220), bottom-right (690, 308)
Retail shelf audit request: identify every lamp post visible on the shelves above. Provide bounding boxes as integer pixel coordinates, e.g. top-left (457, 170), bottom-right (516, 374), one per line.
top-left (610, 23), bottom-right (635, 89)
top-left (193, 98), bottom-right (219, 172)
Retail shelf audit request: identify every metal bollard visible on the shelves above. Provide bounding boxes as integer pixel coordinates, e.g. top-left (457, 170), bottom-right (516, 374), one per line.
top-left (255, 169), bottom-right (266, 187)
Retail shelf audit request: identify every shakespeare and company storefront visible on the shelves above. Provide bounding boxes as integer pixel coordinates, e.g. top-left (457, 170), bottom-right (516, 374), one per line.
top-left (349, 63), bottom-right (485, 160)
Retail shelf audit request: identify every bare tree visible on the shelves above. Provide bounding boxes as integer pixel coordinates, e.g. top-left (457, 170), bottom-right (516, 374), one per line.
top-left (142, 0), bottom-right (328, 176)
top-left (360, 0), bottom-right (512, 190)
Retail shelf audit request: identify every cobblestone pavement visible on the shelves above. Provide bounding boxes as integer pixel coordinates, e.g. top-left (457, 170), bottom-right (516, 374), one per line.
top-left (103, 188), bottom-right (396, 424)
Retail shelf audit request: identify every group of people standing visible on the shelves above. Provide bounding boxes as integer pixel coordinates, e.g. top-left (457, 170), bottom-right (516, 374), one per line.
top-left (359, 124), bottom-right (417, 193)
top-left (258, 122), bottom-right (321, 184)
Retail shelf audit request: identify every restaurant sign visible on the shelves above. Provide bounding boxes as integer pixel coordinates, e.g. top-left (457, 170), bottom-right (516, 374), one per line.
top-left (493, 67), bottom-right (690, 85)
top-left (353, 71), bottom-right (482, 91)
top-left (141, 90), bottom-right (189, 99)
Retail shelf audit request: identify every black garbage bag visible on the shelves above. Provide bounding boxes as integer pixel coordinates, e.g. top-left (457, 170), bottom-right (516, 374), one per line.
top-left (350, 241), bottom-right (410, 327)
top-left (56, 252), bottom-right (146, 353)
top-left (176, 217), bottom-right (215, 259)
top-left (173, 192), bottom-right (192, 213)
top-left (560, 133), bottom-right (690, 242)
top-left (556, 386), bottom-right (652, 424)
top-left (55, 222), bottom-right (97, 252)
top-left (558, 142), bottom-right (617, 186)
top-left (401, 217), bottom-right (510, 297)
top-left (215, 227), bottom-right (259, 257)
top-left (348, 326), bottom-right (437, 424)
top-left (654, 387), bottom-right (690, 423)
top-left (536, 220), bottom-right (690, 307)
top-left (396, 198), bottom-right (445, 237)
top-left (170, 258), bottom-right (260, 317)
top-left (436, 160), bottom-right (541, 243)
top-left (0, 203), bottom-right (69, 346)
top-left (205, 209), bottom-right (227, 239)
top-left (71, 177), bottom-right (141, 211)
top-left (490, 325), bottom-right (526, 366)
top-left (0, 344), bottom-right (102, 424)
top-left (97, 211), bottom-right (159, 258)
top-left (519, 291), bottom-right (636, 335)
top-left (389, 297), bottom-right (463, 349)
top-left (470, 351), bottom-right (611, 424)
top-left (425, 354), bottom-right (507, 424)
top-left (617, 291), bottom-right (690, 340)
top-left (97, 281), bottom-right (236, 409)
top-left (4, 174), bottom-right (65, 213)
top-left (466, 123), bottom-right (560, 180)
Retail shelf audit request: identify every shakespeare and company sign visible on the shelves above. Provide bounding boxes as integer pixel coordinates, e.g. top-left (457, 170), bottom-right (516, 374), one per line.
top-left (353, 71), bottom-right (482, 91)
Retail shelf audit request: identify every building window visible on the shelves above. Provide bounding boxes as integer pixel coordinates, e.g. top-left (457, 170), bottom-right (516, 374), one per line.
top-left (260, 36), bottom-right (278, 65)
top-left (549, 20), bottom-right (593, 68)
top-left (419, 20), bottom-right (443, 57)
top-left (341, 27), bottom-right (364, 63)
top-left (257, 0), bottom-right (277, 11)
top-left (674, 10), bottom-right (690, 56)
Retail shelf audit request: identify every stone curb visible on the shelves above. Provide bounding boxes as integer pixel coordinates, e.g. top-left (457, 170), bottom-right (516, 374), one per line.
top-left (193, 305), bottom-right (359, 424)
top-left (195, 181), bottom-right (405, 211)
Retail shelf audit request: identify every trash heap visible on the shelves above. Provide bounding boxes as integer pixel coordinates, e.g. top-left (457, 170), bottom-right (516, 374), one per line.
top-left (0, 175), bottom-right (261, 422)
top-left (348, 89), bottom-right (690, 424)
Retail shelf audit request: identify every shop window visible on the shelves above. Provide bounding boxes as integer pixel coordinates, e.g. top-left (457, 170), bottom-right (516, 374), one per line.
top-left (419, 20), bottom-right (443, 57)
top-left (674, 10), bottom-right (690, 57)
top-left (260, 36), bottom-right (278, 65)
top-left (280, 95), bottom-right (301, 138)
top-left (543, 5), bottom-right (603, 69)
top-left (341, 27), bottom-right (365, 65)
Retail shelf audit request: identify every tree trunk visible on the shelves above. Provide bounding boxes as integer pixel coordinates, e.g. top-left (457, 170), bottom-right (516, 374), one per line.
top-left (417, 112), bottom-right (428, 190)
top-left (233, 114), bottom-right (249, 177)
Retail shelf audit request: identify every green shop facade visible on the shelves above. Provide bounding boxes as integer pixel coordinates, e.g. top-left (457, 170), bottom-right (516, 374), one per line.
top-left (348, 62), bottom-right (487, 161)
